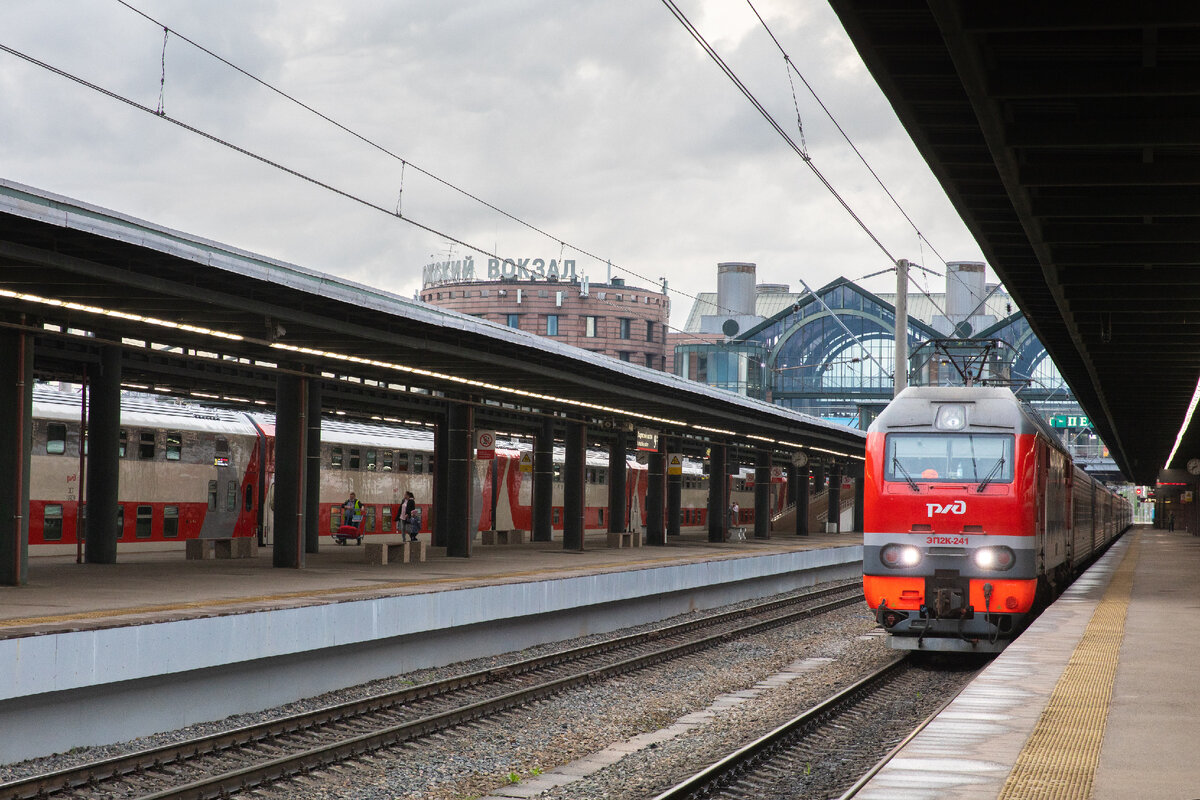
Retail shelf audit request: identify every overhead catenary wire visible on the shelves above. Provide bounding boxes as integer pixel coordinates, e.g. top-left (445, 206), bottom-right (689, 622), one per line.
top-left (109, 0), bottom-right (750, 324)
top-left (659, 0), bottom-right (898, 269)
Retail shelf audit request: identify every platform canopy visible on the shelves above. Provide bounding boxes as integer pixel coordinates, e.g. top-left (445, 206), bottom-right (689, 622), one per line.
top-left (0, 179), bottom-right (863, 464)
top-left (830, 3), bottom-right (1200, 484)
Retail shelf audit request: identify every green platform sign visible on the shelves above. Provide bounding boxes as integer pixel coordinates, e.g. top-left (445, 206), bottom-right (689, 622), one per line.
top-left (1050, 414), bottom-right (1091, 428)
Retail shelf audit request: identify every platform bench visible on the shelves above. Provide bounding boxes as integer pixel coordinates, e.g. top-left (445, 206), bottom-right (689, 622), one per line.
top-left (606, 531), bottom-right (642, 548)
top-left (187, 538), bottom-right (256, 559)
top-left (364, 541), bottom-right (427, 564)
top-left (481, 529), bottom-right (528, 545)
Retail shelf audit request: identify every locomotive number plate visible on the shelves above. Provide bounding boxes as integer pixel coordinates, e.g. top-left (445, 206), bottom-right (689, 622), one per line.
top-left (925, 535), bottom-right (970, 546)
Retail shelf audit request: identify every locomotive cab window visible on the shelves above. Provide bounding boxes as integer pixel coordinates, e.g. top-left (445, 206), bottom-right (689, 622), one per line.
top-left (885, 433), bottom-right (1013, 483)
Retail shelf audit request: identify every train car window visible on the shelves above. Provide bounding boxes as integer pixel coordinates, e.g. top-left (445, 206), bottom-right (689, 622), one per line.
top-left (397, 452), bottom-right (409, 473)
top-left (365, 506), bottom-right (377, 531)
top-left (553, 464), bottom-right (562, 483)
top-left (414, 453), bottom-right (424, 473)
top-left (116, 504), bottom-right (124, 539)
top-left (244, 485), bottom-right (253, 511)
top-left (382, 505), bottom-right (393, 531)
top-left (885, 433), bottom-right (1014, 483)
top-left (597, 508), bottom-right (605, 526)
top-left (119, 429), bottom-right (128, 458)
top-left (46, 423), bottom-right (67, 455)
top-left (43, 505), bottom-right (64, 541)
top-left (226, 481), bottom-right (237, 512)
top-left (208, 480), bottom-right (218, 511)
top-left (139, 431), bottom-right (156, 460)
top-left (135, 505), bottom-right (153, 539)
top-left (215, 436), bottom-right (229, 453)
top-left (586, 468), bottom-right (596, 484)
top-left (163, 506), bottom-right (179, 538)
top-left (366, 449), bottom-right (377, 471)
top-left (166, 431), bottom-right (182, 461)
top-left (382, 451), bottom-right (394, 471)
top-left (598, 468), bottom-right (607, 485)
top-left (331, 447), bottom-right (343, 469)
top-left (428, 454), bottom-right (435, 474)
top-left (349, 448), bottom-right (361, 470)
top-left (330, 506), bottom-right (342, 532)
top-left (552, 508), bottom-right (561, 525)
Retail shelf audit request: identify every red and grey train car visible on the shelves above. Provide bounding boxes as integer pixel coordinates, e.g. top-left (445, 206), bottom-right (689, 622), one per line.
top-left (863, 386), bottom-right (1130, 653)
top-left (26, 386), bottom-right (785, 553)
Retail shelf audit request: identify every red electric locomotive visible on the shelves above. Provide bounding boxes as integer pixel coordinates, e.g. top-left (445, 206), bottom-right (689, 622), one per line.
top-left (863, 386), bottom-right (1129, 653)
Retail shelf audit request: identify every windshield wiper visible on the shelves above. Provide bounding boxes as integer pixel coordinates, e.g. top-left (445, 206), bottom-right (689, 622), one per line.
top-left (892, 456), bottom-right (920, 492)
top-left (976, 457), bottom-right (1005, 492)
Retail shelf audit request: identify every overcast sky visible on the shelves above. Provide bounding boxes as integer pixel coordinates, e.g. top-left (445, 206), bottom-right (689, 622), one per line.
top-left (0, 0), bottom-right (989, 330)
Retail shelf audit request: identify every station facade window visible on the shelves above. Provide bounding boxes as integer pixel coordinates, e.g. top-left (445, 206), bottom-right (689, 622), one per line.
top-left (619, 318), bottom-right (631, 339)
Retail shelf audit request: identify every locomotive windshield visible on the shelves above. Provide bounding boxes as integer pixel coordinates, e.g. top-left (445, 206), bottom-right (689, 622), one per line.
top-left (884, 433), bottom-right (1013, 484)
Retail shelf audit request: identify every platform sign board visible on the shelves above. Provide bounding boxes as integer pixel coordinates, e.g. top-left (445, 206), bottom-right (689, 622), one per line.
top-left (668, 454), bottom-right (683, 475)
top-left (636, 428), bottom-right (659, 452)
top-left (1050, 414), bottom-right (1091, 428)
top-left (476, 430), bottom-right (496, 460)
top-left (519, 451), bottom-right (533, 473)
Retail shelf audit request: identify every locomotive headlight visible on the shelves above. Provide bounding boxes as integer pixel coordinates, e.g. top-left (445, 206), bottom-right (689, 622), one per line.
top-left (934, 404), bottom-right (966, 430)
top-left (881, 544), bottom-right (922, 568)
top-left (974, 546), bottom-right (1015, 571)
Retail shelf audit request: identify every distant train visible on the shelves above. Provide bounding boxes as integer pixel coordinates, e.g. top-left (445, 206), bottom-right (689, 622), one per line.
top-left (26, 386), bottom-right (784, 554)
top-left (863, 386), bottom-right (1130, 653)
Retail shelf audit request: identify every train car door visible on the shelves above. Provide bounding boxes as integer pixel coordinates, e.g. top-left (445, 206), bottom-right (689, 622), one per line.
top-left (199, 455), bottom-right (241, 539)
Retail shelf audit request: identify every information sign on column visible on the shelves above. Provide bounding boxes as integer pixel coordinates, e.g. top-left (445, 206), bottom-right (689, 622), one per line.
top-left (476, 429), bottom-right (496, 460)
top-left (668, 454), bottom-right (683, 475)
top-left (519, 451), bottom-right (533, 473)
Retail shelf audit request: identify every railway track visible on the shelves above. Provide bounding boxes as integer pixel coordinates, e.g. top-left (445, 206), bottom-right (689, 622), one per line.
top-left (0, 581), bottom-right (862, 800)
top-left (652, 653), bottom-right (983, 800)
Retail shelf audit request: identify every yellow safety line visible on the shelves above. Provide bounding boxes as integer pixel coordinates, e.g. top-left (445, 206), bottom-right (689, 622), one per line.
top-left (997, 533), bottom-right (1139, 800)
top-left (0, 542), bottom-right (844, 629)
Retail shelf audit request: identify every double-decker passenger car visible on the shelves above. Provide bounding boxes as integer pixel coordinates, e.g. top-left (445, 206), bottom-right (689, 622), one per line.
top-left (863, 386), bottom-right (1130, 652)
top-left (26, 386), bottom-right (786, 554)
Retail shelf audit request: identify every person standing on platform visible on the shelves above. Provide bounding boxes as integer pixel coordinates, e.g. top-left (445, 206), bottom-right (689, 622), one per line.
top-left (398, 491), bottom-right (418, 541)
top-left (342, 492), bottom-right (363, 528)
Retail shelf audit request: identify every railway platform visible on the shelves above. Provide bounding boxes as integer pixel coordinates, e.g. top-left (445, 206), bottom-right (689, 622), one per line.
top-left (0, 529), bottom-right (863, 764)
top-left (856, 524), bottom-right (1199, 799)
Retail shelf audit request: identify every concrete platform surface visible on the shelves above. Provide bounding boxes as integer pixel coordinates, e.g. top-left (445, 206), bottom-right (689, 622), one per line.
top-left (0, 531), bottom-right (861, 639)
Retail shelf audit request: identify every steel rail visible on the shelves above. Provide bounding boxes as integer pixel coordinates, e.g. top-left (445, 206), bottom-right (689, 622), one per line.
top-left (650, 654), bottom-right (910, 800)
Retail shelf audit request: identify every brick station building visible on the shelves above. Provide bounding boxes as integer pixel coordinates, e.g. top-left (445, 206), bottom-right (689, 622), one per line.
top-left (420, 263), bottom-right (670, 370)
